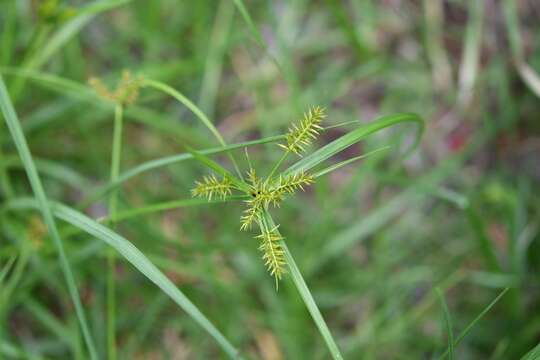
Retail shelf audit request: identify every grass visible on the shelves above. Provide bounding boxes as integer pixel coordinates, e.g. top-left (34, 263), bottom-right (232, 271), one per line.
top-left (0, 75), bottom-right (98, 359)
top-left (1, 0), bottom-right (540, 359)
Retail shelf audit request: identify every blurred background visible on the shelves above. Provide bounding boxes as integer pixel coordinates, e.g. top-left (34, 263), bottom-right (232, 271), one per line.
top-left (0, 0), bottom-right (539, 359)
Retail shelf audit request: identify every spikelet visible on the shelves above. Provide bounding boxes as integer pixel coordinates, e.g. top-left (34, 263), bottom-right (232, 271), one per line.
top-left (114, 70), bottom-right (144, 105)
top-left (191, 174), bottom-right (233, 201)
top-left (278, 106), bottom-right (325, 156)
top-left (240, 199), bottom-right (263, 231)
top-left (88, 77), bottom-right (114, 101)
top-left (256, 225), bottom-right (287, 286)
top-left (273, 171), bottom-right (314, 195)
top-left (89, 70), bottom-right (144, 105)
top-left (246, 168), bottom-right (261, 188)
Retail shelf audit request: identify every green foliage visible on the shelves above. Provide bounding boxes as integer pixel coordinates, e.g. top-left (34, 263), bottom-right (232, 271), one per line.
top-left (1, 1), bottom-right (539, 359)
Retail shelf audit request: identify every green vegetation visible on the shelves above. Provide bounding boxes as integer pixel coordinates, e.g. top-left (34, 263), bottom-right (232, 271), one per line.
top-left (1, 0), bottom-right (539, 359)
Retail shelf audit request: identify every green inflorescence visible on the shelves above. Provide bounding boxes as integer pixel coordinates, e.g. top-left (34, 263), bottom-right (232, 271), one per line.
top-left (192, 106), bottom-right (325, 286)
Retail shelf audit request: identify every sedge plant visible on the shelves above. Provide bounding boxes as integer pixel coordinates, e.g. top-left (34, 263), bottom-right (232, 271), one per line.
top-left (2, 66), bottom-right (424, 359)
top-left (188, 105), bottom-right (424, 359)
top-left (192, 106), bottom-right (325, 286)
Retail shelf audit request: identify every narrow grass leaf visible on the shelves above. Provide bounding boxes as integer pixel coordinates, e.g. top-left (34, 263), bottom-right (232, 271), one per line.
top-left (283, 113), bottom-right (424, 176)
top-left (81, 135), bottom-right (285, 206)
top-left (143, 79), bottom-right (243, 178)
top-left (5, 197), bottom-right (241, 359)
top-left (0, 75), bottom-right (98, 360)
top-left (112, 196), bottom-right (247, 222)
top-left (143, 79), bottom-right (225, 146)
top-left (313, 146), bottom-right (390, 178)
top-left (185, 146), bottom-right (248, 192)
top-left (436, 288), bottom-right (454, 360)
top-left (439, 288), bottom-right (509, 359)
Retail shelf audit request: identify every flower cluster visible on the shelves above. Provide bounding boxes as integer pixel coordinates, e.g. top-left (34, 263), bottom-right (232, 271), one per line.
top-left (89, 70), bottom-right (144, 105)
top-left (192, 106), bottom-right (325, 285)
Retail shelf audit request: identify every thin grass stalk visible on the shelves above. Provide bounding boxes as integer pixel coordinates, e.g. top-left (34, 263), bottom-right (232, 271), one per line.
top-left (262, 211), bottom-right (343, 360)
top-left (107, 104), bottom-right (123, 360)
top-left (436, 288), bottom-right (455, 360)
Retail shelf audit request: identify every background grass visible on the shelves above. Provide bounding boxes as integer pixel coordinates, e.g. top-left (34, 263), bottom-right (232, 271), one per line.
top-left (1, 0), bottom-right (540, 359)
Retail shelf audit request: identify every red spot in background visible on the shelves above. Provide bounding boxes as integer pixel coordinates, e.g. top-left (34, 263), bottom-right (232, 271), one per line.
top-left (447, 124), bottom-right (471, 152)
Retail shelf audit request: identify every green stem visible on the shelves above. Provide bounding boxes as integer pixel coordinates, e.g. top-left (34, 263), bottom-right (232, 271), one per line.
top-left (267, 151), bottom-right (289, 180)
top-left (107, 104), bottom-right (123, 360)
top-left (263, 211), bottom-right (343, 360)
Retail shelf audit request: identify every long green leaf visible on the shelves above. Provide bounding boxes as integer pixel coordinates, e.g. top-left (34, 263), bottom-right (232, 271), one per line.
top-left (5, 197), bottom-right (241, 359)
top-left (313, 146), bottom-right (390, 178)
top-left (82, 115), bottom-right (421, 207)
top-left (0, 75), bottom-right (98, 360)
top-left (80, 135), bottom-right (284, 206)
top-left (436, 288), bottom-right (455, 360)
top-left (143, 79), bottom-right (226, 146)
top-left (143, 79), bottom-right (243, 178)
top-left (284, 113), bottom-right (424, 176)
top-left (112, 196), bottom-right (247, 222)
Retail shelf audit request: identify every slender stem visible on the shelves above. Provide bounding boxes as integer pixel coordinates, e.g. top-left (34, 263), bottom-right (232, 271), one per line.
top-left (262, 211), bottom-right (343, 360)
top-left (107, 104), bottom-right (123, 360)
top-left (267, 151), bottom-right (289, 180)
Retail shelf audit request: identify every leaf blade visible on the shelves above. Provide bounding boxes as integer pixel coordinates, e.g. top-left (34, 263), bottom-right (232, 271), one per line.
top-left (283, 113), bottom-right (424, 176)
top-left (5, 197), bottom-right (242, 360)
top-left (0, 75), bottom-right (98, 360)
